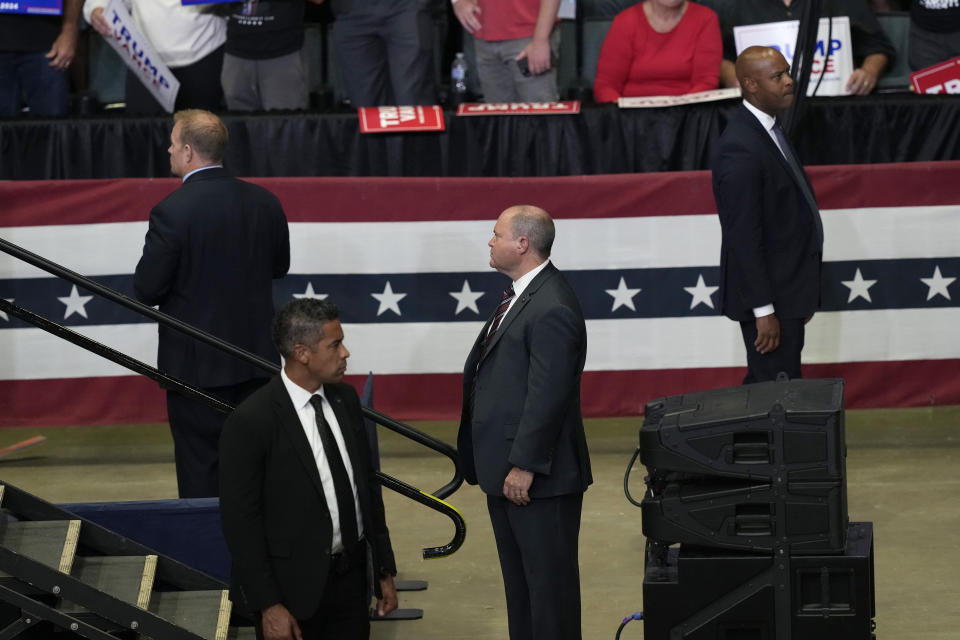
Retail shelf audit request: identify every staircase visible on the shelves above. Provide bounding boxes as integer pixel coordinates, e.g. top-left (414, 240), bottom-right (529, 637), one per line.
top-left (0, 482), bottom-right (253, 640)
top-left (0, 238), bottom-right (468, 636)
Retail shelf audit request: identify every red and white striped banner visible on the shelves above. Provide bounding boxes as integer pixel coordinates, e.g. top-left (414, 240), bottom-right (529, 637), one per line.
top-left (2, 163), bottom-right (959, 427)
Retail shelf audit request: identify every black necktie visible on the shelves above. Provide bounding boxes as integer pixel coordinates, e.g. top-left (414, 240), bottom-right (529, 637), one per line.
top-left (773, 120), bottom-right (824, 249)
top-left (309, 395), bottom-right (359, 548)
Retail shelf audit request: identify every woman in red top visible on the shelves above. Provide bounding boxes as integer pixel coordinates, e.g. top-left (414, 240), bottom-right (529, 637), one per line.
top-left (594, 0), bottom-right (722, 102)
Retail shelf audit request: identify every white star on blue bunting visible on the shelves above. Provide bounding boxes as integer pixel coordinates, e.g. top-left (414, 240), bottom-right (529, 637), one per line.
top-left (842, 268), bottom-right (877, 303)
top-left (371, 281), bottom-right (407, 316)
top-left (605, 277), bottom-right (641, 312)
top-left (58, 286), bottom-right (93, 320)
top-left (684, 274), bottom-right (719, 310)
top-left (293, 282), bottom-right (328, 300)
top-left (449, 280), bottom-right (485, 315)
top-left (920, 265), bottom-right (955, 301)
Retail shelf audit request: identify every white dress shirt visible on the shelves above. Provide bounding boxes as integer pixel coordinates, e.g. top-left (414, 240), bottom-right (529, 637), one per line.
top-left (181, 165), bottom-right (221, 182)
top-left (83, 0), bottom-right (226, 68)
top-left (743, 99), bottom-right (788, 160)
top-left (280, 368), bottom-right (364, 553)
top-left (741, 100), bottom-right (782, 319)
top-left (505, 258), bottom-right (551, 316)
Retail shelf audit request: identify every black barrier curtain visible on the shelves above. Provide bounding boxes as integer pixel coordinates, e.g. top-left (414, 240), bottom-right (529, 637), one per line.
top-left (1, 96), bottom-right (959, 180)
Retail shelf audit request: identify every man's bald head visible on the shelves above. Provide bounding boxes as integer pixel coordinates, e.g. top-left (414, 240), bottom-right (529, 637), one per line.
top-left (736, 46), bottom-right (795, 115)
top-left (503, 205), bottom-right (555, 259)
top-left (736, 46), bottom-right (781, 86)
top-left (488, 205), bottom-right (555, 280)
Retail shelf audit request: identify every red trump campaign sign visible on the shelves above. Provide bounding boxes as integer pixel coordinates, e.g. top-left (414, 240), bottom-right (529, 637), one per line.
top-left (911, 57), bottom-right (960, 95)
top-left (358, 106), bottom-right (445, 133)
top-left (456, 101), bottom-right (581, 116)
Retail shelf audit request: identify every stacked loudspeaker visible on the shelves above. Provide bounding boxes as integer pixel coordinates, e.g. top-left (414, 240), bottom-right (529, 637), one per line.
top-left (639, 378), bottom-right (876, 640)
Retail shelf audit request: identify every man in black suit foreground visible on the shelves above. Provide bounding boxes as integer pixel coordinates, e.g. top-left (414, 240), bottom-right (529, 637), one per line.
top-left (220, 298), bottom-right (397, 640)
top-left (458, 205), bottom-right (592, 640)
top-left (134, 109), bottom-right (290, 498)
top-left (712, 46), bottom-right (824, 383)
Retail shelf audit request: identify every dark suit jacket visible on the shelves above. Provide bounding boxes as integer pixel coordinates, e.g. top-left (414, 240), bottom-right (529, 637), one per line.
top-left (219, 376), bottom-right (396, 620)
top-left (458, 262), bottom-right (592, 498)
top-left (712, 105), bottom-right (822, 323)
top-left (133, 167), bottom-right (290, 388)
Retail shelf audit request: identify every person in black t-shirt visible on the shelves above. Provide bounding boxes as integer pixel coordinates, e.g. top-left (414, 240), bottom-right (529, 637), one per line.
top-left (707, 0), bottom-right (897, 95)
top-left (222, 0), bottom-right (323, 111)
top-left (0, 0), bottom-right (81, 117)
top-left (910, 0), bottom-right (960, 71)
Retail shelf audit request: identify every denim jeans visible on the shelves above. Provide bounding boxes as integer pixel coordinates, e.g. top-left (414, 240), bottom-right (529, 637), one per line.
top-left (0, 51), bottom-right (68, 117)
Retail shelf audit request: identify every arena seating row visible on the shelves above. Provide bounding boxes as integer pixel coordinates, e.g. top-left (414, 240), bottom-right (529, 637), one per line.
top-left (82, 11), bottom-right (913, 111)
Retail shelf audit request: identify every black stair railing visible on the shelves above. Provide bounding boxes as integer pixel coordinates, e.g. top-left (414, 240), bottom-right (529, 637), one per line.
top-left (0, 237), bottom-right (465, 559)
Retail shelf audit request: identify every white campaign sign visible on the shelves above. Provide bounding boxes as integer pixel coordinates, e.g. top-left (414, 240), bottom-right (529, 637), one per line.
top-left (102, 0), bottom-right (180, 112)
top-left (619, 88), bottom-right (742, 109)
top-left (734, 17), bottom-right (853, 96)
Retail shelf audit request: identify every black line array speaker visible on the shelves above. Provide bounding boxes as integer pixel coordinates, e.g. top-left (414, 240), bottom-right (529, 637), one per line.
top-left (636, 379), bottom-right (876, 640)
top-left (640, 378), bottom-right (848, 554)
top-left (642, 522), bottom-right (876, 640)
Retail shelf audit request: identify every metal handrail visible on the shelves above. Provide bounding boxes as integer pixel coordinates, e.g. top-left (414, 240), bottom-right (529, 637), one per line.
top-left (0, 236), bottom-right (462, 499)
top-left (2, 301), bottom-right (234, 414)
top-left (1, 298), bottom-right (465, 559)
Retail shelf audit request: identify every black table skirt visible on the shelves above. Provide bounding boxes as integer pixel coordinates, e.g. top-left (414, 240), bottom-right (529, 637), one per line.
top-left (2, 95), bottom-right (958, 180)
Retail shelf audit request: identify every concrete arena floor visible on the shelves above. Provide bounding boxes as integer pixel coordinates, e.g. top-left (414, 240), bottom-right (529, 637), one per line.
top-left (0, 406), bottom-right (957, 640)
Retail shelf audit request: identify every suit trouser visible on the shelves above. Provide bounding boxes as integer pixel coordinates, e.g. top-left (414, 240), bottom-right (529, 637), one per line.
top-left (739, 317), bottom-right (805, 384)
top-left (487, 492), bottom-right (583, 640)
top-left (332, 0), bottom-right (436, 107)
top-left (253, 544), bottom-right (369, 640)
top-left (166, 378), bottom-right (266, 498)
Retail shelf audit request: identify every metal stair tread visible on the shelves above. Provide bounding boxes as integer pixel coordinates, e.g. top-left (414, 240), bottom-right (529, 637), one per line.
top-left (227, 625), bottom-right (257, 640)
top-left (149, 589), bottom-right (232, 640)
top-left (0, 519), bottom-right (81, 576)
top-left (60, 554), bottom-right (157, 613)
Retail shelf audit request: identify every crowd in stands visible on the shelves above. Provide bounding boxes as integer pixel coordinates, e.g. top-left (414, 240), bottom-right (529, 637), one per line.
top-left (1, 0), bottom-right (958, 117)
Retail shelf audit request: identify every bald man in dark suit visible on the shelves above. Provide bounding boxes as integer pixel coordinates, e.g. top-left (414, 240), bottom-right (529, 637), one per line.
top-left (712, 46), bottom-right (824, 383)
top-left (458, 205), bottom-right (592, 640)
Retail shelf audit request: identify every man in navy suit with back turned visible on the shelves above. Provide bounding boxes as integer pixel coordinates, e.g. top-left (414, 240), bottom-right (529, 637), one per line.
top-left (134, 109), bottom-right (290, 498)
top-left (712, 46), bottom-right (824, 383)
top-left (458, 205), bottom-right (592, 640)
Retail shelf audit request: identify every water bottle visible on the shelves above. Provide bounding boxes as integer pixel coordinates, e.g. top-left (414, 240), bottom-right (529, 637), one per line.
top-left (451, 52), bottom-right (468, 101)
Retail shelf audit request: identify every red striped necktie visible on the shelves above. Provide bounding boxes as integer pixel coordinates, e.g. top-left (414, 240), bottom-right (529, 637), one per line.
top-left (483, 285), bottom-right (515, 349)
